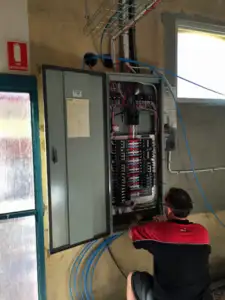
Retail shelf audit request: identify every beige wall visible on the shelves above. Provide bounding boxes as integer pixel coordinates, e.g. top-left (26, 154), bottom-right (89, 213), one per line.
top-left (28, 0), bottom-right (225, 299)
top-left (0, 0), bottom-right (29, 73)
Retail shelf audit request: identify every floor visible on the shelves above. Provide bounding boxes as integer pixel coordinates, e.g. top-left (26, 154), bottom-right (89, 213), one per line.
top-left (212, 282), bottom-right (225, 300)
top-left (213, 289), bottom-right (225, 300)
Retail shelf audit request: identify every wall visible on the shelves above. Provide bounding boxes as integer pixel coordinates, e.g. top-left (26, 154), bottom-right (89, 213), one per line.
top-left (28, 0), bottom-right (225, 299)
top-left (0, 0), bottom-right (29, 72)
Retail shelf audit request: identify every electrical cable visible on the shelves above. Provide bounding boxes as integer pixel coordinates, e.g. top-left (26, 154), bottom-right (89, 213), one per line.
top-left (81, 234), bottom-right (122, 300)
top-left (89, 235), bottom-right (122, 299)
top-left (83, 55), bottom-right (225, 98)
top-left (128, 0), bottom-right (139, 72)
top-left (100, 0), bottom-right (161, 70)
top-left (82, 54), bottom-right (225, 227)
top-left (69, 242), bottom-right (90, 300)
top-left (69, 240), bottom-right (98, 300)
top-left (161, 75), bottom-right (225, 228)
top-left (106, 242), bottom-right (127, 278)
top-left (69, 236), bottom-right (121, 300)
top-left (112, 0), bottom-right (162, 41)
top-left (100, 12), bottom-right (119, 60)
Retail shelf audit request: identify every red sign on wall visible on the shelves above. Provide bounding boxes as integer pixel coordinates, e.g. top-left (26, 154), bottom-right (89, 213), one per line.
top-left (7, 41), bottom-right (28, 71)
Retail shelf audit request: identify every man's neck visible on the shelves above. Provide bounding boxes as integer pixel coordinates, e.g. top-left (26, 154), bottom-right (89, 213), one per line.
top-left (173, 217), bottom-right (187, 221)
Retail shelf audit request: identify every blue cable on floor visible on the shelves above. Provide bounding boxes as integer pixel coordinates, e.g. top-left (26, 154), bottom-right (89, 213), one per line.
top-left (83, 234), bottom-right (122, 300)
top-left (69, 240), bottom-right (98, 300)
top-left (69, 234), bottom-right (123, 300)
top-left (89, 234), bottom-right (123, 299)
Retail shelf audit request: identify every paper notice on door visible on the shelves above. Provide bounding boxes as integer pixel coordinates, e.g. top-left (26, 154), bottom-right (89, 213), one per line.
top-left (66, 98), bottom-right (90, 138)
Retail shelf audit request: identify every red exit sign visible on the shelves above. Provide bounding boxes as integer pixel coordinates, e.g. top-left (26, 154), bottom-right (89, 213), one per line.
top-left (7, 41), bottom-right (28, 71)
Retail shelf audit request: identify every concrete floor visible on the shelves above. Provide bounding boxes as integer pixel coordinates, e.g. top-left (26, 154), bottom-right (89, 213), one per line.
top-left (213, 288), bottom-right (225, 300)
top-left (212, 280), bottom-right (225, 300)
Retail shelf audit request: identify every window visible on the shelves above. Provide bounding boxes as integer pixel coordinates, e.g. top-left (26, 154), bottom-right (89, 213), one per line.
top-left (0, 93), bottom-right (34, 213)
top-left (0, 83), bottom-right (45, 300)
top-left (177, 21), bottom-right (225, 100)
top-left (0, 217), bottom-right (38, 300)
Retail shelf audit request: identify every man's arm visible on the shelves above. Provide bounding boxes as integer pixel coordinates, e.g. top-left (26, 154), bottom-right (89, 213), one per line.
top-left (128, 222), bottom-right (157, 250)
top-left (128, 214), bottom-right (167, 239)
top-left (128, 215), bottom-right (167, 250)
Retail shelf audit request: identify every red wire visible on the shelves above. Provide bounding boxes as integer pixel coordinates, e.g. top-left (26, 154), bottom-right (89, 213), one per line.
top-left (122, 94), bottom-right (126, 106)
top-left (122, 0), bottom-right (162, 33)
top-left (144, 0), bottom-right (161, 15)
top-left (112, 111), bottom-right (115, 126)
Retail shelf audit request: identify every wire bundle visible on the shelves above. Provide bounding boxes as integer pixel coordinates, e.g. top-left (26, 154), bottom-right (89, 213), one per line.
top-left (69, 233), bottom-right (124, 300)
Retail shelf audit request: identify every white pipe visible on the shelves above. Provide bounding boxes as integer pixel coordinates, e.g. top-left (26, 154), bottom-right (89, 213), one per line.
top-left (122, 0), bottom-right (135, 72)
top-left (112, 0), bottom-right (160, 41)
top-left (111, 38), bottom-right (116, 66)
top-left (110, 0), bottom-right (160, 66)
top-left (167, 152), bottom-right (225, 174)
top-left (131, 66), bottom-right (151, 70)
top-left (122, 1), bottom-right (129, 60)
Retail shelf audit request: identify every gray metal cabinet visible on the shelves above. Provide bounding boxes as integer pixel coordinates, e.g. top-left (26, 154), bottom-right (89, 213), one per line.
top-left (43, 66), bottom-right (110, 252)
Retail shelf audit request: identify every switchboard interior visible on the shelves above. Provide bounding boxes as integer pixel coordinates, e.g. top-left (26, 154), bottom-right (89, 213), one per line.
top-left (109, 77), bottom-right (162, 230)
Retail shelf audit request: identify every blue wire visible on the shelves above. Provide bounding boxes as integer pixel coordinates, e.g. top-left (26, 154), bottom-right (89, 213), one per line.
top-left (69, 240), bottom-right (98, 300)
top-left (69, 242), bottom-right (90, 300)
top-left (83, 55), bottom-right (225, 98)
top-left (89, 234), bottom-right (123, 299)
top-left (78, 240), bottom-right (99, 300)
top-left (69, 241), bottom-right (93, 300)
top-left (161, 76), bottom-right (225, 227)
top-left (83, 235), bottom-right (118, 300)
top-left (69, 234), bottom-right (122, 300)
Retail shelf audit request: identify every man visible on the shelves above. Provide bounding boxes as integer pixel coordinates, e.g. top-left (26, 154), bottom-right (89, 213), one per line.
top-left (127, 187), bottom-right (212, 300)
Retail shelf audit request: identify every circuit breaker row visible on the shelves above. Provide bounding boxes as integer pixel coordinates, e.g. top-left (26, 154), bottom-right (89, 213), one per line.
top-left (111, 137), bottom-right (155, 207)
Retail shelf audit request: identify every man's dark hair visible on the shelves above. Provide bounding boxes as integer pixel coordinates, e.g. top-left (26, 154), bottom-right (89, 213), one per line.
top-left (165, 188), bottom-right (193, 218)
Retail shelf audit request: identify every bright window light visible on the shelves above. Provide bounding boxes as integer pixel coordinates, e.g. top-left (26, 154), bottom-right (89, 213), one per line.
top-left (177, 26), bottom-right (225, 100)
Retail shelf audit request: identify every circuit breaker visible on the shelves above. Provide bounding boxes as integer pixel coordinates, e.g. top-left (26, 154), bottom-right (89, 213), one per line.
top-left (42, 66), bottom-right (164, 253)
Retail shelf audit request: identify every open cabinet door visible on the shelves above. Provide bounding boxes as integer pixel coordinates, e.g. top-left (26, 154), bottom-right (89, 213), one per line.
top-left (42, 66), bottom-right (110, 253)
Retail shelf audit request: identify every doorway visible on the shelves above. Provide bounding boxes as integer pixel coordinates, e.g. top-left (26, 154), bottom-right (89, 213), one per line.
top-left (0, 75), bottom-right (46, 300)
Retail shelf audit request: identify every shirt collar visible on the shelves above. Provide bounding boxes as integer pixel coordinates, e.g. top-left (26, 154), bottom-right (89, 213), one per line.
top-left (169, 219), bottom-right (192, 224)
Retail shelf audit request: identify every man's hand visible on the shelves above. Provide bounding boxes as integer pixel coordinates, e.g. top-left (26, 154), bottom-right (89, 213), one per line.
top-left (129, 214), bottom-right (143, 239)
top-left (130, 213), bottom-right (143, 226)
top-left (153, 215), bottom-right (168, 222)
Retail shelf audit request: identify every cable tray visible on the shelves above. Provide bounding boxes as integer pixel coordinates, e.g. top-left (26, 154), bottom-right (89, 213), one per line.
top-left (83, 0), bottom-right (159, 39)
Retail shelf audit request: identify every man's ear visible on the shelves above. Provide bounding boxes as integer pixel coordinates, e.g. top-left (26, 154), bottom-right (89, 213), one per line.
top-left (166, 206), bottom-right (173, 217)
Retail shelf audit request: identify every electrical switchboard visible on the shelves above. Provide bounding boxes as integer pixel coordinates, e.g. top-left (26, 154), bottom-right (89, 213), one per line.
top-left (42, 67), bottom-right (163, 252)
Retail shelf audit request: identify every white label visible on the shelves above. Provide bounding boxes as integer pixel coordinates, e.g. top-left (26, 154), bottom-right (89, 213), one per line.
top-left (72, 90), bottom-right (82, 98)
top-left (66, 98), bottom-right (90, 138)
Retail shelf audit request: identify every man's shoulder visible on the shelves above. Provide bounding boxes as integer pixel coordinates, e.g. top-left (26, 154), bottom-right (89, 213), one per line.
top-left (152, 220), bottom-right (210, 245)
top-left (190, 222), bottom-right (208, 231)
top-left (189, 222), bottom-right (210, 243)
